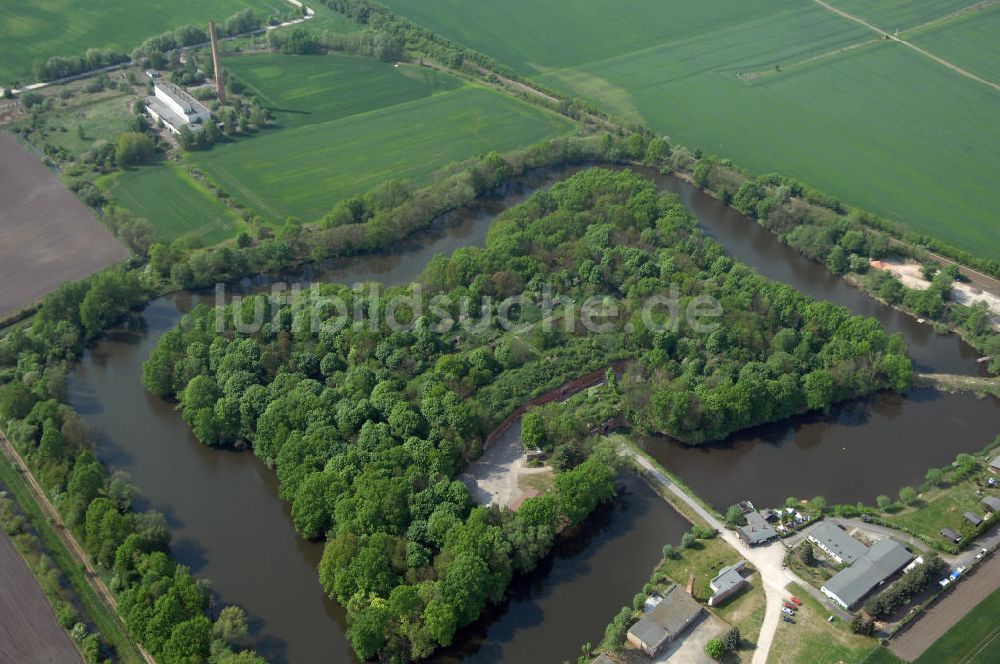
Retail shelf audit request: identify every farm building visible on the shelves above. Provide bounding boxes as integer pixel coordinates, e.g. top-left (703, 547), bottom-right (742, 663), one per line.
top-left (964, 512), bottom-right (983, 527)
top-left (808, 521), bottom-right (868, 565)
top-left (145, 80), bottom-right (211, 134)
top-left (626, 585), bottom-right (702, 656)
top-left (821, 538), bottom-right (913, 609)
top-left (738, 511), bottom-right (778, 546)
top-left (982, 496), bottom-right (1000, 513)
top-left (708, 560), bottom-right (749, 607)
top-left (941, 527), bottom-right (962, 543)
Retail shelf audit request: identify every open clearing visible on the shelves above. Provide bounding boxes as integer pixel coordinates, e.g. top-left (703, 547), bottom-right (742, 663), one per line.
top-left (0, 0), bottom-right (288, 84)
top-left (99, 161), bottom-right (243, 244)
top-left (893, 553), bottom-right (1000, 662)
top-left (186, 54), bottom-right (574, 222)
top-left (382, 0), bottom-right (1000, 258)
top-left (0, 132), bottom-right (127, 318)
top-left (0, 529), bottom-right (80, 664)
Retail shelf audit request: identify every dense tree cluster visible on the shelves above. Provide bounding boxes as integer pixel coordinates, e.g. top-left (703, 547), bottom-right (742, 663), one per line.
top-left (142, 168), bottom-right (910, 659)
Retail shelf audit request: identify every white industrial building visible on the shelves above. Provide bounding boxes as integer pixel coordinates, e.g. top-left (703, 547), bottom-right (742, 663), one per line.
top-left (145, 81), bottom-right (211, 134)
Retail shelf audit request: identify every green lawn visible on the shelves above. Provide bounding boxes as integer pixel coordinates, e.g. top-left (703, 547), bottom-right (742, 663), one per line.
top-left (768, 582), bottom-right (882, 664)
top-left (381, 0), bottom-right (1000, 258)
top-left (885, 480), bottom-right (997, 546)
top-left (0, 0), bottom-right (289, 84)
top-left (100, 162), bottom-right (243, 244)
top-left (915, 586), bottom-right (1000, 664)
top-left (34, 92), bottom-right (135, 159)
top-left (187, 54), bottom-right (574, 222)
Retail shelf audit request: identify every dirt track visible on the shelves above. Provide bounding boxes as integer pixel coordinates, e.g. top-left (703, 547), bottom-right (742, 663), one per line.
top-left (0, 132), bottom-right (128, 319)
top-left (0, 530), bottom-right (81, 664)
top-left (891, 552), bottom-right (1000, 661)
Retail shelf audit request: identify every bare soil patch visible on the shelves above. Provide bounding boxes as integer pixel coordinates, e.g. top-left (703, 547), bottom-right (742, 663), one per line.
top-left (0, 530), bottom-right (80, 663)
top-left (0, 132), bottom-right (127, 319)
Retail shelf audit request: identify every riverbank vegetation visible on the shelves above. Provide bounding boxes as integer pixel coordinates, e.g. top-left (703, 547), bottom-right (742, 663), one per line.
top-left (142, 168), bottom-right (910, 659)
top-left (0, 465), bottom-right (139, 663)
top-left (0, 268), bottom-right (265, 664)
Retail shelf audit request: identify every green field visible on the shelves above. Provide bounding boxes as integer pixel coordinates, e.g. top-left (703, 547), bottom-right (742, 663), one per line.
top-left (100, 162), bottom-right (243, 244)
top-left (916, 585), bottom-right (1000, 663)
top-left (908, 3), bottom-right (1000, 85)
top-left (186, 54), bottom-right (574, 222)
top-left (381, 0), bottom-right (1000, 258)
top-left (0, 0), bottom-right (288, 84)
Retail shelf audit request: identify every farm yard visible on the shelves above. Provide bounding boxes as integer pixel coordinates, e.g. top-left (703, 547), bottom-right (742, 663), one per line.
top-left (0, 0), bottom-right (289, 84)
top-left (0, 530), bottom-right (81, 664)
top-left (186, 54), bottom-right (574, 223)
top-left (381, 0), bottom-right (1000, 258)
top-left (0, 132), bottom-right (127, 319)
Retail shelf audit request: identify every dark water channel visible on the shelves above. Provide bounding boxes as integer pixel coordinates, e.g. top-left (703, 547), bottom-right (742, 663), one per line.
top-left (66, 165), bottom-right (999, 662)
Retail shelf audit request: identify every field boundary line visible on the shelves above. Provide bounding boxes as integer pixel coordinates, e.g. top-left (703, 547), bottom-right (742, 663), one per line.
top-left (812, 0), bottom-right (1000, 93)
top-left (902, 0), bottom-right (1000, 37)
top-left (0, 433), bottom-right (158, 664)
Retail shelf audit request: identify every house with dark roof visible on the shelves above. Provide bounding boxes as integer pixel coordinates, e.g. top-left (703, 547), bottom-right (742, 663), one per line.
top-left (808, 521), bottom-right (869, 565)
top-left (821, 538), bottom-right (914, 609)
top-left (708, 560), bottom-right (749, 607)
top-left (738, 511), bottom-right (778, 546)
top-left (981, 496), bottom-right (1000, 513)
top-left (941, 527), bottom-right (962, 543)
top-left (626, 585), bottom-right (703, 656)
top-left (965, 512), bottom-right (984, 527)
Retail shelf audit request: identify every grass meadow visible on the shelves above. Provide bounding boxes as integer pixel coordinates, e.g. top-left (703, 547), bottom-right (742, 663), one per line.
top-left (186, 54), bottom-right (574, 223)
top-left (0, 0), bottom-right (289, 84)
top-left (100, 162), bottom-right (243, 244)
top-left (382, 0), bottom-right (1000, 257)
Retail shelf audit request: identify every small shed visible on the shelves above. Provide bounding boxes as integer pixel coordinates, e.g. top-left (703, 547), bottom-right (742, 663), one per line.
top-left (941, 527), bottom-right (962, 543)
top-left (964, 512), bottom-right (983, 527)
top-left (981, 496), bottom-right (1000, 514)
top-left (990, 455), bottom-right (1000, 473)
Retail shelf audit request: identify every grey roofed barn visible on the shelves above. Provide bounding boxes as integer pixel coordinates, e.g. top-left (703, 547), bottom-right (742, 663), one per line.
top-left (808, 521), bottom-right (869, 564)
top-left (821, 539), bottom-right (913, 609)
top-left (981, 496), bottom-right (1000, 513)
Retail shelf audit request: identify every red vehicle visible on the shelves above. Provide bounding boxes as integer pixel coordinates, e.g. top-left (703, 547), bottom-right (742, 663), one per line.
top-left (789, 596), bottom-right (802, 606)
top-left (783, 601), bottom-right (797, 611)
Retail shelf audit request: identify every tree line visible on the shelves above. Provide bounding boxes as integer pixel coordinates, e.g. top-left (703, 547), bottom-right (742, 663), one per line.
top-left (0, 269), bottom-right (265, 664)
